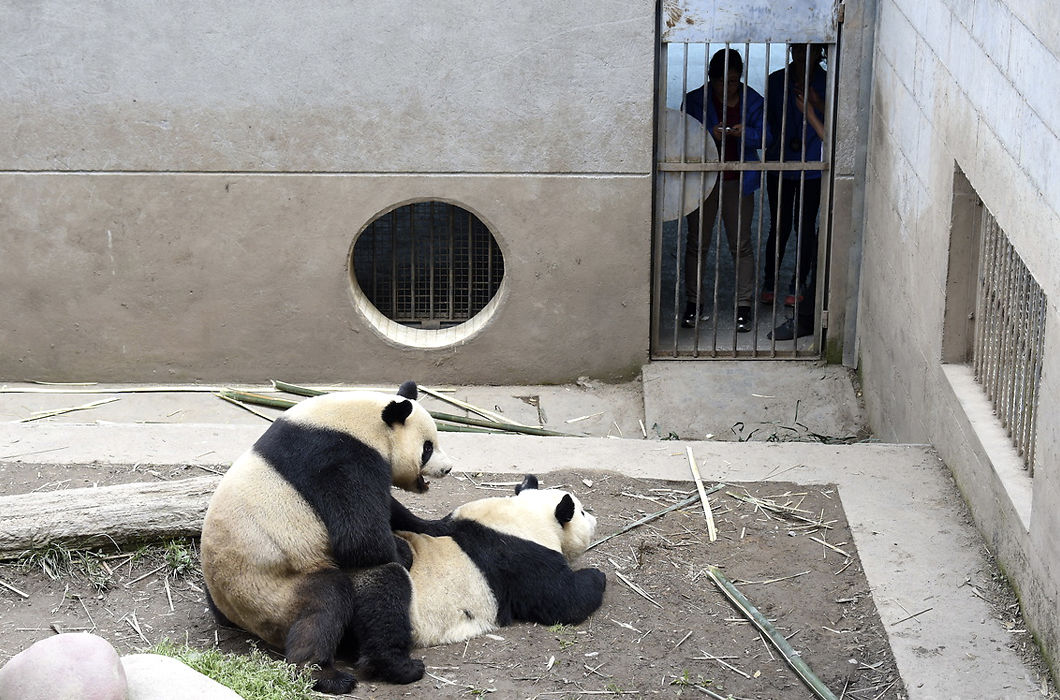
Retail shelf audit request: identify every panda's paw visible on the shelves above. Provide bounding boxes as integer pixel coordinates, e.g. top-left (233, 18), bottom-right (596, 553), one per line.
top-left (312, 667), bottom-right (357, 694)
top-left (579, 566), bottom-right (607, 590)
top-left (361, 654), bottom-right (425, 684)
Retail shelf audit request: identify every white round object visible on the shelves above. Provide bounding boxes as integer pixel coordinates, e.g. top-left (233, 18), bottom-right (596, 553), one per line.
top-left (659, 108), bottom-right (719, 221)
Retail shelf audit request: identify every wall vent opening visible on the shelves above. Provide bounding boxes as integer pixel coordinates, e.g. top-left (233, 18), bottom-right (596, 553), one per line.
top-left (350, 201), bottom-right (505, 348)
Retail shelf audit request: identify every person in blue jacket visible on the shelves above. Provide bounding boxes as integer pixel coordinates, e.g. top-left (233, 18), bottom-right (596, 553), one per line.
top-left (762, 43), bottom-right (827, 341)
top-left (681, 49), bottom-right (766, 333)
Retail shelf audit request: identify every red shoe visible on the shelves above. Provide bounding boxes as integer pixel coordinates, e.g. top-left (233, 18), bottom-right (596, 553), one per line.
top-left (760, 290), bottom-right (775, 304)
top-left (784, 293), bottom-right (804, 307)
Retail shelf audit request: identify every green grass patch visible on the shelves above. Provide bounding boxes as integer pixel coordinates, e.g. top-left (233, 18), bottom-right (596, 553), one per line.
top-left (147, 640), bottom-right (318, 700)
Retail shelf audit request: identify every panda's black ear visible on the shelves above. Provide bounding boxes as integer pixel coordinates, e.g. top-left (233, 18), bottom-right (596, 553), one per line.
top-left (555, 494), bottom-right (575, 525)
top-left (382, 399), bottom-right (414, 427)
top-left (397, 381), bottom-right (418, 400)
top-left (515, 474), bottom-right (539, 494)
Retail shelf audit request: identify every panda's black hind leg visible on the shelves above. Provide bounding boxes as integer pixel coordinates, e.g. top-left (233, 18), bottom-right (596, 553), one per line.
top-left (285, 569), bottom-right (359, 694)
top-left (349, 562), bottom-right (424, 685)
top-left (203, 587), bottom-right (236, 628)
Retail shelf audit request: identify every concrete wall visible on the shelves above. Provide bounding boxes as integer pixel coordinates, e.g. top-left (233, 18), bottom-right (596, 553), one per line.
top-left (0, 1), bottom-right (655, 384)
top-left (858, 0), bottom-right (1060, 675)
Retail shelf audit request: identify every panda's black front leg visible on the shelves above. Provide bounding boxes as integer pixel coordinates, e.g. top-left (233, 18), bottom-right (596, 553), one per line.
top-left (393, 534), bottom-right (414, 570)
top-left (391, 496), bottom-right (452, 536)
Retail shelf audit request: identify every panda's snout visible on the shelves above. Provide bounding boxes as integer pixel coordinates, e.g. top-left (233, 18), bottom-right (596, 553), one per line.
top-left (422, 448), bottom-right (454, 479)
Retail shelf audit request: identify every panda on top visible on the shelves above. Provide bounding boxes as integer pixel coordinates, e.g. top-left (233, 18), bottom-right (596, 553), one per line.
top-left (392, 474), bottom-right (606, 647)
top-left (200, 381), bottom-right (454, 695)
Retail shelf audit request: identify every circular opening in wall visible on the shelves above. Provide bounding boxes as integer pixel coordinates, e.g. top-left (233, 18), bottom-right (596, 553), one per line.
top-left (349, 200), bottom-right (506, 348)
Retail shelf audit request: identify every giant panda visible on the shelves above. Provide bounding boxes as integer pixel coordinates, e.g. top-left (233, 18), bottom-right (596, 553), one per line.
top-left (200, 381), bottom-right (453, 694)
top-left (392, 474), bottom-right (606, 647)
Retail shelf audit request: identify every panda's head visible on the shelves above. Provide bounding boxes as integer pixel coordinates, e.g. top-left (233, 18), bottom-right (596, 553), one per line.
top-left (281, 381), bottom-right (453, 493)
top-left (452, 474), bottom-right (597, 561)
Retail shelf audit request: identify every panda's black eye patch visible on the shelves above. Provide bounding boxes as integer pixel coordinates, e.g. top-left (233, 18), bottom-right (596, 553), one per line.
top-left (421, 440), bottom-right (434, 465)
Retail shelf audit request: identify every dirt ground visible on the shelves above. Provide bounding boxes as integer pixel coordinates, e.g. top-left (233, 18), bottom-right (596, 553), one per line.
top-left (0, 462), bottom-right (908, 699)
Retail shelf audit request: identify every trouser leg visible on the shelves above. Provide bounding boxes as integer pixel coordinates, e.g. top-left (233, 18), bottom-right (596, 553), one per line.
top-left (684, 184), bottom-right (721, 310)
top-left (720, 188), bottom-right (756, 307)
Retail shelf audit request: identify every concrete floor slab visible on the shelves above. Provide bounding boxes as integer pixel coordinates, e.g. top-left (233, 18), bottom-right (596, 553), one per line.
top-left (0, 382), bottom-right (1046, 699)
top-left (644, 360), bottom-right (869, 441)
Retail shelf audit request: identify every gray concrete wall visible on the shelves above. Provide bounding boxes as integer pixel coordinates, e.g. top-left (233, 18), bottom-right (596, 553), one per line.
top-left (0, 1), bottom-right (655, 383)
top-left (858, 0), bottom-right (1060, 676)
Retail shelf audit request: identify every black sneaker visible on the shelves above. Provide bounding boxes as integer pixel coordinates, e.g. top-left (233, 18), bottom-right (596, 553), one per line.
top-left (681, 304), bottom-right (710, 328)
top-left (769, 317), bottom-right (813, 341)
top-left (736, 306), bottom-right (752, 333)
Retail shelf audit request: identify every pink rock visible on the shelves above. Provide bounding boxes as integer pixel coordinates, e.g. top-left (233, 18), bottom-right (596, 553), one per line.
top-left (0, 633), bottom-right (127, 700)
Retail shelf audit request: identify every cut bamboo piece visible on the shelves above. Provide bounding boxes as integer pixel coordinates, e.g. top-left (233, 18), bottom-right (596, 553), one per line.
top-left (428, 411), bottom-right (577, 437)
top-left (685, 447), bottom-right (717, 542)
top-left (19, 397), bottom-right (120, 422)
top-left (707, 566), bottom-right (837, 700)
top-left (217, 389), bottom-right (296, 410)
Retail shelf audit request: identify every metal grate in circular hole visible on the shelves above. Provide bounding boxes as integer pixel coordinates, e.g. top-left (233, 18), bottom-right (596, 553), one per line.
top-left (350, 201), bottom-right (504, 334)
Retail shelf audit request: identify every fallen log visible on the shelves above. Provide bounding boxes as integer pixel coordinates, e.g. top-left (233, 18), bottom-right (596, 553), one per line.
top-left (0, 476), bottom-right (220, 560)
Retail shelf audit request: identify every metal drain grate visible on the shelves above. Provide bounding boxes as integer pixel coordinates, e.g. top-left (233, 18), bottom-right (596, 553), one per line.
top-left (352, 202), bottom-right (504, 329)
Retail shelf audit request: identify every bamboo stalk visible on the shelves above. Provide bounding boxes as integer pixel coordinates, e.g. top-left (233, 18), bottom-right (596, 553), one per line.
top-left (217, 389), bottom-right (297, 410)
top-left (436, 423), bottom-right (499, 434)
top-left (222, 388), bottom-right (562, 436)
top-left (272, 381), bottom-right (532, 430)
top-left (19, 397), bottom-right (120, 422)
top-left (685, 447), bottom-right (717, 541)
top-left (429, 411), bottom-right (577, 437)
top-left (418, 386), bottom-right (534, 428)
top-left (707, 566), bottom-right (837, 700)
top-left (270, 380), bottom-right (327, 397)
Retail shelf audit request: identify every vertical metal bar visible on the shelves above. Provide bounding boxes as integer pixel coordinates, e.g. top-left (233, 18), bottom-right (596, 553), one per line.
top-left (651, 39), bottom-right (670, 357)
top-left (692, 43), bottom-right (707, 356)
top-left (814, 42), bottom-right (837, 355)
top-left (770, 45), bottom-right (792, 353)
top-left (390, 212), bottom-right (398, 319)
top-left (447, 205), bottom-right (455, 322)
top-left (369, 221), bottom-right (377, 308)
top-left (1027, 284), bottom-right (1045, 473)
top-left (1000, 242), bottom-right (1015, 432)
top-left (683, 43), bottom-right (696, 356)
top-left (1013, 261), bottom-right (1028, 446)
top-left (486, 216), bottom-right (493, 315)
top-left (790, 45), bottom-right (810, 350)
top-left (1004, 237), bottom-right (1020, 432)
top-left (733, 40), bottom-right (750, 355)
top-left (427, 202), bottom-right (435, 321)
top-left (470, 211), bottom-right (474, 318)
top-left (972, 205), bottom-right (989, 382)
top-left (984, 217), bottom-right (1001, 401)
top-left (985, 218), bottom-right (999, 402)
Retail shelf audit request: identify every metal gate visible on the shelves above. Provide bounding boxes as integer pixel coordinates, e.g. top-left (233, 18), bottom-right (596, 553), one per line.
top-left (652, 0), bottom-right (840, 358)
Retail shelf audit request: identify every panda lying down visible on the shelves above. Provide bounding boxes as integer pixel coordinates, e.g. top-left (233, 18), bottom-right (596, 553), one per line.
top-left (393, 474), bottom-right (607, 648)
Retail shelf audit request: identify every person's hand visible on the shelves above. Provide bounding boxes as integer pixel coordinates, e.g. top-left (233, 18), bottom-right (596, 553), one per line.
top-left (712, 123), bottom-right (743, 140)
